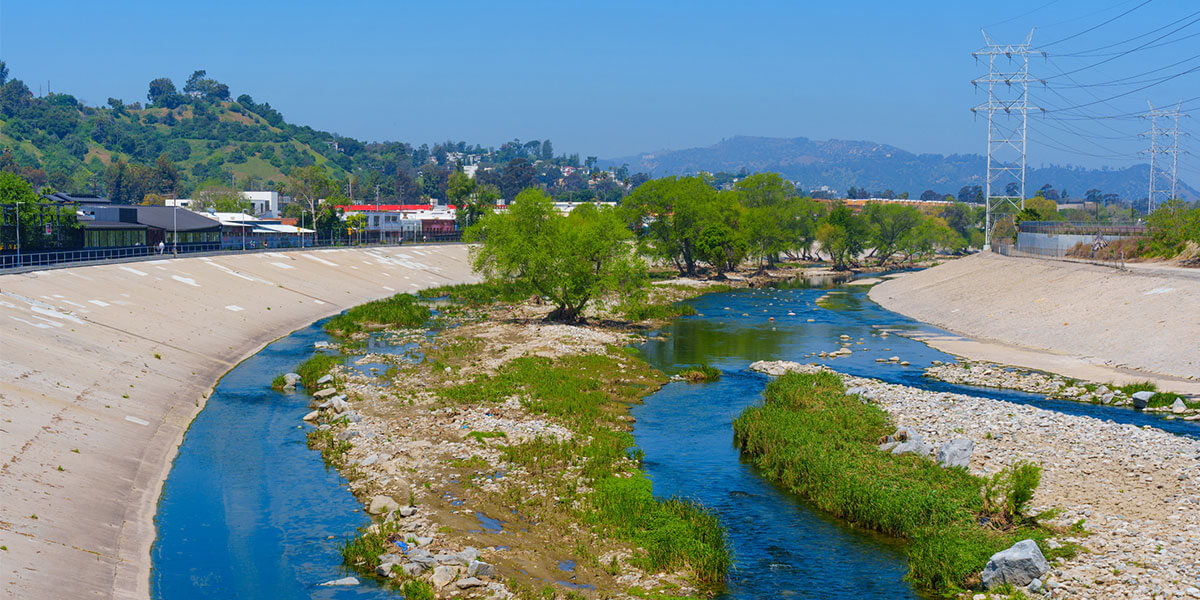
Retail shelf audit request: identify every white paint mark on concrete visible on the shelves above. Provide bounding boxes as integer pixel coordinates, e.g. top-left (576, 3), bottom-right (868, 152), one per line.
top-left (60, 300), bottom-right (85, 308)
top-left (52, 294), bottom-right (65, 298)
top-left (10, 316), bottom-right (51, 329)
top-left (270, 262), bottom-right (295, 270)
top-left (31, 305), bottom-right (84, 324)
top-left (0, 300), bottom-right (15, 308)
top-left (125, 416), bottom-right (150, 426)
top-left (172, 275), bottom-right (200, 287)
top-left (31, 315), bottom-right (64, 328)
top-left (301, 254), bottom-right (338, 267)
top-left (89, 300), bottom-right (110, 307)
top-left (313, 299), bottom-right (326, 305)
top-left (1145, 287), bottom-right (1174, 295)
top-left (119, 266), bottom-right (148, 276)
top-left (225, 305), bottom-right (244, 312)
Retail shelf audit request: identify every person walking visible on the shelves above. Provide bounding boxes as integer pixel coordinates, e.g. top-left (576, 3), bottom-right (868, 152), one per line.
top-left (157, 240), bottom-right (165, 255)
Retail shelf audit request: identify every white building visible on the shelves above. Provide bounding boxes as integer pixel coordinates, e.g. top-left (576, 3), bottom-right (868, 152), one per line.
top-left (242, 191), bottom-right (291, 217)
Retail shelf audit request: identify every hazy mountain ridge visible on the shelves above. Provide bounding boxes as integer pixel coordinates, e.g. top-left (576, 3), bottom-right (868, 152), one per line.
top-left (602, 135), bottom-right (1194, 201)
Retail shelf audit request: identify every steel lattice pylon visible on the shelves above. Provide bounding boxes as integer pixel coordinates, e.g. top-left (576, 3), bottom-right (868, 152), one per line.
top-left (1141, 101), bottom-right (1187, 213)
top-left (971, 29), bottom-right (1045, 250)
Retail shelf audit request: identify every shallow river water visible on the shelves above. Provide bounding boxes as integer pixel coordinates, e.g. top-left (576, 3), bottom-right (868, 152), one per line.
top-left (152, 275), bottom-right (1199, 599)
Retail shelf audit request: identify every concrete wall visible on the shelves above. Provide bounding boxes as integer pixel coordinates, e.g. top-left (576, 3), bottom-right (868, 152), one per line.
top-left (0, 245), bottom-right (477, 600)
top-left (869, 252), bottom-right (1200, 387)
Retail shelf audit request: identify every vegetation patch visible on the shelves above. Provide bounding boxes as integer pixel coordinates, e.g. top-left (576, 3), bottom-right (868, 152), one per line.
top-left (418, 281), bottom-right (533, 305)
top-left (269, 373), bottom-right (288, 391)
top-left (296, 353), bottom-right (341, 391)
top-left (622, 300), bottom-right (698, 322)
top-left (677, 365), bottom-right (721, 382)
top-left (440, 351), bottom-right (730, 588)
top-left (324, 294), bottom-right (430, 337)
top-left (733, 371), bottom-right (1061, 595)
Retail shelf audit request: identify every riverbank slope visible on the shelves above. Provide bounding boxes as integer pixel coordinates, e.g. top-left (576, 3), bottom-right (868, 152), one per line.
top-left (869, 253), bottom-right (1200, 394)
top-left (0, 246), bottom-right (477, 600)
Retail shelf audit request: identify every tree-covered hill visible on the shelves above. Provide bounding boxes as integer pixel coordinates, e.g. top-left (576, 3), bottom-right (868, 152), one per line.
top-left (0, 64), bottom-right (619, 206)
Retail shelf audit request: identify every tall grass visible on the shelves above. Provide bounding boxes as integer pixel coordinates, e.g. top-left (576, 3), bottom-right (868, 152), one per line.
top-left (296, 353), bottom-right (341, 391)
top-left (417, 281), bottom-right (533, 305)
top-left (733, 371), bottom-right (1053, 594)
top-left (621, 301), bottom-right (698, 322)
top-left (324, 294), bottom-right (430, 337)
top-left (677, 365), bottom-right (721, 382)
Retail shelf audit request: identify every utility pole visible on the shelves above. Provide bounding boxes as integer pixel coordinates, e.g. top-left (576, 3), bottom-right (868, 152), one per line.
top-left (1141, 101), bottom-right (1187, 214)
top-left (971, 29), bottom-right (1044, 250)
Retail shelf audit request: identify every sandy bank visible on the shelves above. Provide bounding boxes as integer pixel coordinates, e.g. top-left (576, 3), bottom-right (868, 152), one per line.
top-left (0, 246), bottom-right (477, 600)
top-left (869, 253), bottom-right (1200, 395)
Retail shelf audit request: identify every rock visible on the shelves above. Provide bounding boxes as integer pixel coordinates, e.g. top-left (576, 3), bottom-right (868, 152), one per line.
top-left (458, 547), bottom-right (480, 564)
top-left (317, 374), bottom-right (334, 385)
top-left (1132, 391), bottom-right (1154, 410)
top-left (330, 396), bottom-right (350, 413)
top-left (313, 387), bottom-right (337, 399)
top-left (302, 410), bottom-right (320, 422)
top-left (361, 454), bottom-right (378, 467)
top-left (1095, 385), bottom-right (1110, 395)
top-left (401, 563), bottom-right (426, 577)
top-left (936, 438), bottom-right (975, 469)
top-left (456, 577), bottom-right (485, 589)
top-left (1101, 392), bottom-right (1115, 404)
top-left (318, 577), bottom-right (359, 586)
top-left (981, 539), bottom-right (1050, 589)
top-left (340, 410), bottom-right (363, 423)
top-left (399, 506), bottom-right (417, 517)
top-left (431, 565), bottom-right (458, 588)
top-left (375, 562), bottom-right (399, 578)
top-left (415, 536), bottom-right (433, 546)
top-left (878, 441), bottom-right (898, 452)
top-left (888, 356), bottom-right (900, 362)
top-left (1171, 398), bottom-right (1187, 413)
top-left (891, 437), bottom-right (930, 457)
top-left (899, 361), bottom-right (911, 366)
top-left (335, 429), bottom-right (359, 442)
top-left (378, 552), bottom-right (404, 565)
top-left (1028, 578), bottom-right (1043, 594)
top-left (845, 386), bottom-right (869, 397)
top-left (467, 560), bottom-right (495, 578)
top-left (368, 495), bottom-right (400, 515)
top-left (435, 552), bottom-right (464, 565)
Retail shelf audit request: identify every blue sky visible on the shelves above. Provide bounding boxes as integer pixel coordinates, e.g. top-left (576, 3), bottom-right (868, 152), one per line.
top-left (1, 1), bottom-right (1197, 175)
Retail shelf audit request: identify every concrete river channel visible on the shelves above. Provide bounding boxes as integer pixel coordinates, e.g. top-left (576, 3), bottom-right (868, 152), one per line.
top-left (151, 274), bottom-right (1200, 599)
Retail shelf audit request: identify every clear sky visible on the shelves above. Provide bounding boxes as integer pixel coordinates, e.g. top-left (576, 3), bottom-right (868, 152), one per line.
top-left (1, 0), bottom-right (1196, 175)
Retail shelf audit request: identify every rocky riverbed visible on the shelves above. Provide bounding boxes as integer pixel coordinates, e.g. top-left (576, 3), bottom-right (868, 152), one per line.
top-left (751, 360), bottom-right (1200, 600)
top-left (292, 284), bottom-right (744, 599)
top-left (924, 360), bottom-right (1200, 418)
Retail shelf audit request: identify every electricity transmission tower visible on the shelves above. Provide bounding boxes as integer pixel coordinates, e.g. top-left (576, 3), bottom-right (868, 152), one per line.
top-left (971, 29), bottom-right (1044, 250)
top-left (1141, 101), bottom-right (1186, 214)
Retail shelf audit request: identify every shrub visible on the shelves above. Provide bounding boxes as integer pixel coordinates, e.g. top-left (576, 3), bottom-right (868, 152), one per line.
top-left (417, 281), bottom-right (533, 305)
top-left (296, 353), bottom-right (341, 391)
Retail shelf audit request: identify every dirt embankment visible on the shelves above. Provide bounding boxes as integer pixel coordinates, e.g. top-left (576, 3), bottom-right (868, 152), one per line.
top-left (0, 246), bottom-right (477, 600)
top-left (869, 253), bottom-right (1200, 395)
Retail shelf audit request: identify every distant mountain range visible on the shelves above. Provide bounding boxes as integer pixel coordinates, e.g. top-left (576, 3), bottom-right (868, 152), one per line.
top-left (601, 135), bottom-right (1196, 202)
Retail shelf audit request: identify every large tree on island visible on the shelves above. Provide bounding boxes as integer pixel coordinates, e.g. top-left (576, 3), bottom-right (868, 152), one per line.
top-left (465, 188), bottom-right (646, 322)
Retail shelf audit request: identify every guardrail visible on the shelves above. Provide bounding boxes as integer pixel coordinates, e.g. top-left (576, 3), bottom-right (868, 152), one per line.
top-left (0, 231), bottom-right (464, 273)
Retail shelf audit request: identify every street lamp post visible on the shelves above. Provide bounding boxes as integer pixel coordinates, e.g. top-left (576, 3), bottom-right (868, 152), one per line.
top-left (172, 204), bottom-right (178, 256)
top-left (241, 210), bottom-right (247, 251)
top-left (14, 201), bottom-right (22, 268)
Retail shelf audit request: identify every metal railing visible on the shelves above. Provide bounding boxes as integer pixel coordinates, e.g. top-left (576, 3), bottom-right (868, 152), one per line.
top-left (994, 241), bottom-right (1128, 270)
top-left (0, 230), bottom-right (463, 273)
top-left (1017, 221), bottom-right (1147, 237)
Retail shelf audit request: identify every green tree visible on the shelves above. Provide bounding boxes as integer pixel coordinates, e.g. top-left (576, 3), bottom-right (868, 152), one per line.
top-left (736, 173), bottom-right (797, 269)
top-left (621, 176), bottom-right (725, 276)
top-left (1146, 199), bottom-right (1200, 256)
top-left (819, 203), bottom-right (870, 270)
top-left (146, 77), bottom-right (181, 108)
top-left (466, 188), bottom-right (646, 322)
top-left (865, 202), bottom-right (922, 264)
top-left (285, 165), bottom-right (331, 224)
top-left (191, 185), bottom-right (250, 213)
top-left (0, 172), bottom-right (80, 250)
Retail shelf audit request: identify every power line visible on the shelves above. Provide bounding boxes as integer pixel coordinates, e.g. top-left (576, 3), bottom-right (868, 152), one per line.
top-left (1053, 8), bottom-right (1200, 57)
top-left (1044, 64), bottom-right (1200, 114)
top-left (1042, 0), bottom-right (1154, 48)
top-left (984, 0), bottom-right (1063, 29)
top-left (1046, 14), bottom-right (1200, 80)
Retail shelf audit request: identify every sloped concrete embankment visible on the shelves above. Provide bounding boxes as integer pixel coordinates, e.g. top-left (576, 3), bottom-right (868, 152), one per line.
top-left (869, 253), bottom-right (1200, 393)
top-left (0, 246), bottom-right (477, 600)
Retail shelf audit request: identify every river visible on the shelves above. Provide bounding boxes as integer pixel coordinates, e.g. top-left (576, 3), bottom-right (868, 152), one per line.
top-left (152, 274), bottom-right (1199, 599)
